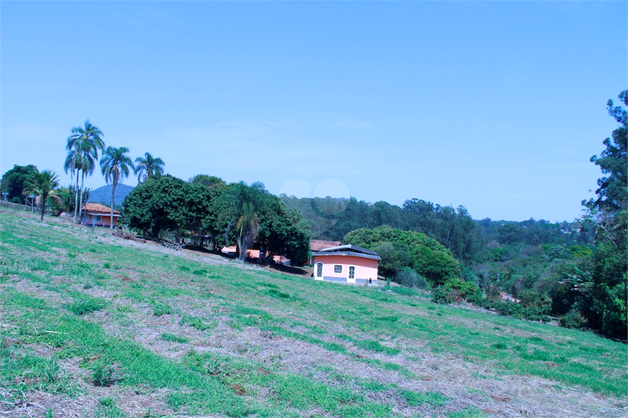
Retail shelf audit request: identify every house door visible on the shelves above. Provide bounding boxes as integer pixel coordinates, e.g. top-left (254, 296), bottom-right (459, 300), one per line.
top-left (348, 266), bottom-right (356, 283)
top-left (315, 263), bottom-right (323, 279)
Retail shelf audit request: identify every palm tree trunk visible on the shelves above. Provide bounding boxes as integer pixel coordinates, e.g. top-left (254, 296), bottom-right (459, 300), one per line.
top-left (73, 170), bottom-right (80, 222)
top-left (78, 172), bottom-right (85, 223)
top-left (110, 182), bottom-right (116, 230)
top-left (40, 194), bottom-right (46, 221)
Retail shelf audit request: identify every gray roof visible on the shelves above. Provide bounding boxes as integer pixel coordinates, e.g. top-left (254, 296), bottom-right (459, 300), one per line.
top-left (312, 244), bottom-right (381, 261)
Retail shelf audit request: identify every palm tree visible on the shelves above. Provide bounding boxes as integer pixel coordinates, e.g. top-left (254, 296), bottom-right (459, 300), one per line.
top-left (100, 146), bottom-right (134, 229)
top-left (134, 152), bottom-right (165, 183)
top-left (24, 170), bottom-right (60, 221)
top-left (236, 202), bottom-right (259, 262)
top-left (66, 120), bottom-right (105, 223)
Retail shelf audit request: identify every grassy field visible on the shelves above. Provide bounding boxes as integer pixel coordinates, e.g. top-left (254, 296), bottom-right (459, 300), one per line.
top-left (1, 209), bottom-right (626, 418)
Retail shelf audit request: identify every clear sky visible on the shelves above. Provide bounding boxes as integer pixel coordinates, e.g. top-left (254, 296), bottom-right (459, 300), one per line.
top-left (1, 1), bottom-right (626, 222)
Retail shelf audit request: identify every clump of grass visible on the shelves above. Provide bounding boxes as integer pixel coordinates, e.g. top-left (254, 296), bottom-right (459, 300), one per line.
top-left (161, 333), bottom-right (189, 344)
top-left (95, 397), bottom-right (125, 418)
top-left (103, 262), bottom-right (111, 269)
top-left (355, 339), bottom-right (400, 356)
top-left (67, 295), bottom-right (107, 316)
top-left (151, 302), bottom-right (174, 316)
top-left (400, 390), bottom-right (450, 406)
top-left (180, 315), bottom-right (212, 331)
top-left (92, 363), bottom-right (118, 387)
top-left (267, 289), bottom-right (292, 299)
top-left (178, 265), bottom-right (190, 272)
top-left (192, 268), bottom-right (208, 276)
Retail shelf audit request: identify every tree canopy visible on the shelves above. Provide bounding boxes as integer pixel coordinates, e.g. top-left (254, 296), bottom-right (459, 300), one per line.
top-left (1, 164), bottom-right (38, 203)
top-left (343, 225), bottom-right (461, 286)
top-left (123, 176), bottom-right (311, 266)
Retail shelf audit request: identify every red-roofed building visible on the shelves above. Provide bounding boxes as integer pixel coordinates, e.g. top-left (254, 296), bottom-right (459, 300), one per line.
top-left (81, 203), bottom-right (121, 228)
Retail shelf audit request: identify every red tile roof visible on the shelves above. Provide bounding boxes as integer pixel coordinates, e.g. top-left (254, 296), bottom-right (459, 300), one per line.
top-left (82, 203), bottom-right (119, 214)
top-left (310, 240), bottom-right (341, 251)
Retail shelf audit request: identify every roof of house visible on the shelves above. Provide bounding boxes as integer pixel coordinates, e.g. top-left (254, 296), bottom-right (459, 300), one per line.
top-left (310, 240), bottom-right (342, 252)
top-left (311, 244), bottom-right (381, 261)
top-left (82, 203), bottom-right (120, 215)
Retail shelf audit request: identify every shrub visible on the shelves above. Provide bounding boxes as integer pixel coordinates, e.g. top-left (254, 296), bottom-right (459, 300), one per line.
top-left (92, 363), bottom-right (117, 387)
top-left (445, 278), bottom-right (481, 299)
top-left (431, 286), bottom-right (456, 304)
top-left (396, 268), bottom-right (428, 289)
top-left (559, 309), bottom-right (586, 329)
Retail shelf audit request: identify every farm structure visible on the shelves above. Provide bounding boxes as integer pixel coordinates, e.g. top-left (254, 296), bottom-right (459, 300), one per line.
top-left (311, 245), bottom-right (380, 286)
top-left (81, 203), bottom-right (120, 228)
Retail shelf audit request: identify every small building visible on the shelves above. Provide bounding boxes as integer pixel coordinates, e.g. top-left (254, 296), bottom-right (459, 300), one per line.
top-left (81, 203), bottom-right (120, 228)
top-left (311, 245), bottom-right (380, 286)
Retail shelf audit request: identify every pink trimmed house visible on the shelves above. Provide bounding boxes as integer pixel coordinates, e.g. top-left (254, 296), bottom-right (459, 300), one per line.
top-left (81, 203), bottom-right (120, 228)
top-left (311, 245), bottom-right (380, 286)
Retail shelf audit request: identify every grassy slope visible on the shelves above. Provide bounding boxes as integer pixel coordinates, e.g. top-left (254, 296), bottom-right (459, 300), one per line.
top-left (0, 210), bottom-right (626, 418)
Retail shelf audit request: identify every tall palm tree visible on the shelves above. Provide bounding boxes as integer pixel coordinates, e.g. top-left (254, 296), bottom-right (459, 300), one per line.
top-left (100, 146), bottom-right (134, 229)
top-left (24, 170), bottom-right (60, 221)
top-left (66, 120), bottom-right (105, 223)
top-left (236, 202), bottom-right (259, 262)
top-left (134, 152), bottom-right (165, 183)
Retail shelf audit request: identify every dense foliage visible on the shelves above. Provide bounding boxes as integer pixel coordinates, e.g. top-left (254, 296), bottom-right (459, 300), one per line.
top-left (282, 196), bottom-right (479, 261)
top-left (343, 226), bottom-right (460, 286)
top-left (123, 175), bottom-right (310, 266)
top-left (1, 164), bottom-right (39, 203)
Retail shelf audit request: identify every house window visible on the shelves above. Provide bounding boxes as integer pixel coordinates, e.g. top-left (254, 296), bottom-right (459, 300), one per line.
top-left (316, 263), bottom-right (323, 278)
top-left (95, 215), bottom-right (102, 222)
top-left (334, 265), bottom-right (342, 274)
top-left (349, 266), bottom-right (355, 279)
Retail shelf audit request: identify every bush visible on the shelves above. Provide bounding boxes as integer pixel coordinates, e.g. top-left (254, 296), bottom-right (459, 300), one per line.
top-left (445, 278), bottom-right (481, 299)
top-left (396, 268), bottom-right (428, 289)
top-left (92, 363), bottom-right (118, 387)
top-left (559, 309), bottom-right (586, 329)
top-left (431, 286), bottom-right (456, 304)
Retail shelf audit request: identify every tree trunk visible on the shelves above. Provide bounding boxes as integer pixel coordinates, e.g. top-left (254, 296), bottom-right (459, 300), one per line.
top-left (78, 172), bottom-right (85, 223)
top-left (40, 194), bottom-right (46, 221)
top-left (110, 182), bottom-right (116, 230)
top-left (73, 170), bottom-right (80, 222)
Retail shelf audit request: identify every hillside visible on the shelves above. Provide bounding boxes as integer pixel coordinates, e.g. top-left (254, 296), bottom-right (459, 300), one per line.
top-left (88, 184), bottom-right (134, 207)
top-left (0, 209), bottom-right (626, 417)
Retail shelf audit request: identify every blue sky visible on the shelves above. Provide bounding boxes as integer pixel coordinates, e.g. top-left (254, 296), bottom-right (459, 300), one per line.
top-left (1, 1), bottom-right (626, 222)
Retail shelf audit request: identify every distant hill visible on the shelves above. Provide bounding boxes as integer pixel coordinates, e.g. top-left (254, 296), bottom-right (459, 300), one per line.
top-left (88, 184), bottom-right (134, 208)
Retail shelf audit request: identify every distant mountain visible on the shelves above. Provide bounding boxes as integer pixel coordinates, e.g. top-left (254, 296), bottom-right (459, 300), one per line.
top-left (88, 184), bottom-right (134, 208)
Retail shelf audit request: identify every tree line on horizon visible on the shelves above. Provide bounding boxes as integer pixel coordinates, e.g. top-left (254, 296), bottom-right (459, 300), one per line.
top-left (280, 92), bottom-right (625, 340)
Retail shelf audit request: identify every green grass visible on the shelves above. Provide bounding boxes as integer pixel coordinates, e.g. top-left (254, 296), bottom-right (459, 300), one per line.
top-left (0, 211), bottom-right (626, 417)
top-left (161, 333), bottom-right (189, 344)
top-left (66, 294), bottom-right (108, 315)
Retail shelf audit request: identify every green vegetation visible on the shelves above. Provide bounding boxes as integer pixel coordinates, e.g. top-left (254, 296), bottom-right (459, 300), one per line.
top-left (344, 225), bottom-right (461, 286)
top-left (1, 164), bottom-right (39, 204)
top-left (0, 210), bottom-right (625, 417)
top-left (123, 176), bottom-right (311, 265)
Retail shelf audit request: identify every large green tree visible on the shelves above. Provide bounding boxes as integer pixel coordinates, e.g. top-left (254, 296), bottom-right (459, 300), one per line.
top-left (344, 225), bottom-right (461, 286)
top-left (66, 121), bottom-right (105, 222)
top-left (23, 170), bottom-right (60, 221)
top-left (100, 146), bottom-right (134, 229)
top-left (581, 91), bottom-right (628, 340)
top-left (1, 164), bottom-right (38, 203)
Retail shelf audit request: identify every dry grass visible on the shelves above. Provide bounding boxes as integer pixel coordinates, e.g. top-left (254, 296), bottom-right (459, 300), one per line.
top-left (1, 209), bottom-right (627, 417)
